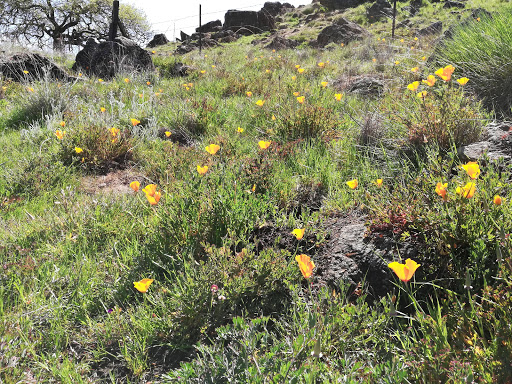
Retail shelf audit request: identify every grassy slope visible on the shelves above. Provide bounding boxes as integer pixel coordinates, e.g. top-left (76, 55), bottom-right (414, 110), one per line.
top-left (1, 1), bottom-right (512, 382)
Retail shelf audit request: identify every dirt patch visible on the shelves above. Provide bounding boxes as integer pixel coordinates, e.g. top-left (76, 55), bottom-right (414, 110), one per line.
top-left (81, 169), bottom-right (145, 195)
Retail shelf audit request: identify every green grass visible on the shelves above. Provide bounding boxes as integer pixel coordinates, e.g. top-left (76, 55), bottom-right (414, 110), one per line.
top-left (1, 2), bottom-right (512, 382)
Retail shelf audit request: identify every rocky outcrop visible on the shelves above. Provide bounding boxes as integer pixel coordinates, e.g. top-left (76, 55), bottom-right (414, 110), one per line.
top-left (348, 76), bottom-right (384, 96)
top-left (318, 0), bottom-right (370, 9)
top-left (418, 21), bottom-right (443, 36)
top-left (443, 0), bottom-right (465, 9)
top-left (262, 1), bottom-right (295, 16)
top-left (264, 36), bottom-right (299, 50)
top-left (458, 121), bottom-right (512, 162)
top-left (224, 10), bottom-right (276, 35)
top-left (147, 33), bottom-right (169, 48)
top-left (197, 20), bottom-right (222, 33)
top-left (73, 37), bottom-right (154, 78)
top-left (367, 0), bottom-right (393, 21)
top-left (0, 53), bottom-right (74, 82)
top-left (316, 17), bottom-right (369, 47)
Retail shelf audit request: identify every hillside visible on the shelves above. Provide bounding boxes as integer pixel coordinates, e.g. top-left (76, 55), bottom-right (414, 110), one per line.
top-left (1, 0), bottom-right (512, 382)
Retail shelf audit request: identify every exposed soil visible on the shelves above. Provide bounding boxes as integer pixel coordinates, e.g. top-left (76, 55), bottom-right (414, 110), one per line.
top-left (80, 169), bottom-right (145, 195)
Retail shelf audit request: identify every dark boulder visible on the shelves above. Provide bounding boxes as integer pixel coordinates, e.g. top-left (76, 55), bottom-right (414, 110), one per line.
top-left (262, 2), bottom-right (295, 16)
top-left (72, 36), bottom-right (155, 79)
top-left (180, 31), bottom-right (191, 42)
top-left (318, 0), bottom-right (370, 10)
top-left (418, 21), bottom-right (443, 36)
top-left (223, 10), bottom-right (275, 35)
top-left (367, 0), bottom-right (393, 21)
top-left (443, 0), bottom-right (465, 9)
top-left (196, 20), bottom-right (222, 33)
top-left (0, 52), bottom-right (74, 82)
top-left (316, 17), bottom-right (369, 47)
top-left (211, 29), bottom-right (241, 43)
top-left (264, 36), bottom-right (299, 50)
top-left (147, 33), bottom-right (169, 48)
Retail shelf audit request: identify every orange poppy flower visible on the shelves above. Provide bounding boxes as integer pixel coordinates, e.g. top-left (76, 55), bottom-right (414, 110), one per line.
top-left (493, 195), bottom-right (502, 205)
top-left (435, 65), bottom-right (455, 81)
top-left (133, 278), bottom-right (154, 293)
top-left (292, 228), bottom-right (305, 240)
top-left (321, 81), bottom-right (328, 87)
top-left (318, 62), bottom-right (325, 68)
top-left (205, 144), bottom-right (220, 155)
top-left (346, 179), bottom-right (358, 189)
top-left (435, 182), bottom-right (448, 200)
top-left (456, 182), bottom-right (476, 199)
top-left (457, 77), bottom-right (469, 86)
top-left (388, 258), bottom-right (420, 282)
top-left (55, 130), bottom-right (65, 140)
top-left (165, 131), bottom-right (171, 137)
top-left (130, 181), bottom-right (140, 192)
top-left (100, 107), bottom-right (106, 113)
top-left (298, 68), bottom-right (305, 74)
top-left (246, 91), bottom-right (252, 97)
top-left (258, 140), bottom-right (271, 150)
top-left (197, 165), bottom-right (208, 175)
top-left (131, 118), bottom-right (140, 126)
top-left (296, 254), bottom-right (315, 279)
top-left (422, 75), bottom-right (436, 87)
top-left (297, 96), bottom-right (305, 104)
top-left (461, 162), bottom-right (480, 179)
top-left (60, 121), bottom-right (66, 127)
top-left (335, 93), bottom-right (343, 101)
top-left (375, 179), bottom-right (383, 187)
top-left (407, 81), bottom-right (420, 91)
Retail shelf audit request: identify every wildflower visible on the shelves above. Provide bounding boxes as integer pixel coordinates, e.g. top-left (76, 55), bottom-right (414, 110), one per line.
top-left (341, 43), bottom-right (344, 47)
top-left (335, 93), bottom-right (343, 101)
top-left (411, 67), bottom-right (419, 72)
top-left (407, 81), bottom-right (420, 91)
top-left (375, 179), bottom-right (383, 187)
top-left (417, 91), bottom-right (428, 98)
top-left (265, 69), bottom-right (271, 73)
top-left (271, 115), bottom-right (276, 121)
top-left (205, 144), bottom-right (220, 155)
top-left (382, 38), bottom-right (386, 42)
top-left (252, 184), bottom-right (256, 192)
top-left (421, 56), bottom-right (426, 61)
top-left (295, 254), bottom-right (315, 279)
top-left (414, 37), bottom-right (418, 41)
top-left (75, 147), bottom-right (83, 154)
top-left (98, 79), bottom-right (104, 83)
top-left (256, 99), bottom-right (265, 107)
top-left (461, 161), bottom-right (480, 179)
top-left (200, 70), bottom-right (206, 74)
top-left (131, 118), bottom-right (140, 126)
top-left (130, 181), bottom-right (140, 192)
top-left (372, 58), bottom-right (377, 62)
top-left (100, 107), bottom-right (106, 113)
top-left (27, 87), bottom-right (34, 92)
top-left (297, 96), bottom-right (305, 104)
top-left (165, 131), bottom-right (171, 137)
top-left (110, 127), bottom-right (120, 137)
top-left (246, 91), bottom-right (252, 97)
top-left (293, 92), bottom-right (300, 97)
top-left (346, 179), bottom-right (358, 189)
top-left (211, 65), bottom-right (216, 68)
top-left (321, 81), bottom-right (328, 87)
top-left (55, 130), bottom-right (65, 140)
top-left (143, 184), bottom-right (161, 205)
top-left (493, 195), bottom-right (502, 206)
top-left (146, 81), bottom-right (151, 85)
top-left (133, 278), bottom-right (154, 293)
top-left (298, 68), bottom-right (305, 74)
top-left (124, 78), bottom-right (130, 83)
top-left (435, 64), bottom-right (455, 82)
top-left (422, 75), bottom-right (436, 87)
top-left (457, 77), bottom-right (469, 86)
top-left (197, 165), bottom-right (208, 175)
top-left (318, 62), bottom-right (325, 68)
top-left (388, 258), bottom-right (420, 282)
top-left (237, 127), bottom-right (244, 133)
top-left (292, 228), bottom-right (305, 240)
top-left (456, 182), bottom-right (476, 199)
top-left (400, 39), bottom-right (404, 43)
top-left (258, 140), bottom-right (271, 150)
top-left (295, 65), bottom-right (301, 68)
top-left (23, 70), bottom-right (29, 74)
top-left (210, 284), bottom-right (219, 293)
top-left (435, 182), bottom-right (448, 199)
top-left (395, 61), bottom-right (400, 65)
top-left (291, 76), bottom-right (296, 81)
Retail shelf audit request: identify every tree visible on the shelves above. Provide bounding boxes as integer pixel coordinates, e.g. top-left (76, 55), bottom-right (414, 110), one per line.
top-left (0, 0), bottom-right (152, 50)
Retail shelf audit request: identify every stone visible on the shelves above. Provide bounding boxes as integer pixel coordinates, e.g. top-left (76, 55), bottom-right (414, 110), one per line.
top-left (0, 52), bottom-right (74, 82)
top-left (443, 1), bottom-right (465, 9)
top-left (147, 33), bottom-right (169, 48)
top-left (180, 31), bottom-right (191, 42)
top-left (319, 0), bottom-right (370, 10)
top-left (348, 76), bottom-right (384, 96)
top-left (367, 0), bottom-right (394, 21)
top-left (262, 2), bottom-right (295, 16)
top-left (316, 17), bottom-right (369, 47)
top-left (264, 36), bottom-right (299, 50)
top-left (211, 29), bottom-right (241, 43)
top-left (223, 10), bottom-right (276, 35)
top-left (72, 36), bottom-right (154, 79)
top-left (196, 20), bottom-right (222, 33)
top-left (457, 121), bottom-right (512, 162)
top-left (418, 21), bottom-right (443, 36)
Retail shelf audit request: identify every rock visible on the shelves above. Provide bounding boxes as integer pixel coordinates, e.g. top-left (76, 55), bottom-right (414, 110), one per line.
top-left (348, 76), bottom-right (384, 96)
top-left (0, 52), bottom-right (74, 82)
top-left (147, 33), bottom-right (169, 48)
top-left (418, 21), bottom-right (443, 36)
top-left (457, 121), bottom-right (512, 162)
top-left (262, 2), bottom-right (295, 16)
top-left (396, 19), bottom-right (411, 28)
top-left (196, 20), bottom-right (222, 33)
top-left (72, 36), bottom-right (154, 79)
top-left (316, 17), bottom-right (369, 47)
top-left (264, 36), bottom-right (299, 50)
top-left (443, 0), bottom-right (465, 9)
top-left (211, 29), bottom-right (241, 43)
top-left (174, 38), bottom-right (220, 55)
top-left (223, 10), bottom-right (276, 35)
top-left (180, 31), bottom-right (191, 42)
top-left (367, 0), bottom-right (394, 21)
top-left (319, 0), bottom-right (370, 10)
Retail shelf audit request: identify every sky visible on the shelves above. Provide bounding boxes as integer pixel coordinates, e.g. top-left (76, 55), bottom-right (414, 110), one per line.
top-left (126, 0), bottom-right (309, 40)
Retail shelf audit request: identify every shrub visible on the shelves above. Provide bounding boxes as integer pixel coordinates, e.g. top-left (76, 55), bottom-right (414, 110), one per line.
top-left (431, 10), bottom-right (512, 116)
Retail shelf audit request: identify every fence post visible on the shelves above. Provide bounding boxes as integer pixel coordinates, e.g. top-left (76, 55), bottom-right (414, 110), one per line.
top-left (391, 0), bottom-right (397, 38)
top-left (109, 0), bottom-right (120, 41)
top-left (199, 4), bottom-right (202, 53)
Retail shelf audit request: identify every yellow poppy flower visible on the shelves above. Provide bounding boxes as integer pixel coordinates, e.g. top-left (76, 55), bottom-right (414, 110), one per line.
top-left (291, 76), bottom-right (296, 81)
top-left (388, 259), bottom-right (420, 282)
top-left (295, 254), bottom-right (315, 279)
top-left (23, 70), bottom-right (29, 74)
top-left (335, 93), bottom-right (343, 101)
top-left (110, 127), bottom-right (120, 137)
top-left (130, 181), bottom-right (140, 192)
top-left (411, 67), bottom-right (419, 72)
top-left (200, 70), bottom-right (206, 74)
top-left (292, 228), bottom-right (305, 240)
top-left (100, 107), bottom-right (106, 113)
top-left (461, 162), bottom-right (480, 179)
top-left (422, 75), bottom-right (436, 87)
top-left (435, 64), bottom-right (455, 81)
top-left (246, 91), bottom-right (252, 97)
top-left (295, 65), bottom-right (301, 68)
top-left (271, 115), bottom-right (276, 121)
top-left (407, 81), bottom-right (420, 91)
top-left (197, 165), bottom-right (208, 175)
top-left (133, 278), bottom-right (154, 293)
top-left (131, 118), bottom-right (140, 126)
top-left (165, 131), bottom-right (171, 137)
top-left (237, 127), bottom-right (244, 133)
top-left (417, 91), bottom-right (428, 98)
top-left (55, 130), bottom-right (65, 140)
top-left (293, 92), bottom-right (300, 97)
top-left (298, 68), bottom-right (305, 74)
top-left (375, 179), bottom-right (383, 187)
top-left (346, 179), bottom-right (358, 189)
top-left (258, 140), bottom-right (271, 150)
top-left (435, 182), bottom-right (448, 200)
top-left (146, 81), bottom-right (151, 85)
top-left (321, 81), bottom-right (328, 87)
top-left (318, 62), bottom-right (325, 68)
top-left (98, 79), bottom-right (104, 83)
top-left (297, 96), bottom-right (305, 104)
top-left (205, 144), bottom-right (220, 155)
top-left (493, 195), bottom-right (502, 205)
top-left (59, 121), bottom-right (66, 127)
top-left (456, 182), bottom-right (476, 199)
top-left (457, 77), bottom-right (469, 86)
top-left (124, 78), bottom-right (130, 83)
top-left (75, 147), bottom-right (83, 153)
top-left (256, 99), bottom-right (265, 107)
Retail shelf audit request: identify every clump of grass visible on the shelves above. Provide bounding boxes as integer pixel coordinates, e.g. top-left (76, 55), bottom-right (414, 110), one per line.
top-left (431, 9), bottom-right (512, 116)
